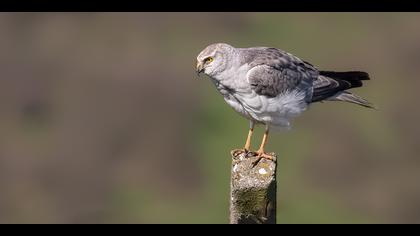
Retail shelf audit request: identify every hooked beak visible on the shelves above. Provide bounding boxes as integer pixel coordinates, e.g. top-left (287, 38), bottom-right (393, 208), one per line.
top-left (196, 61), bottom-right (204, 77)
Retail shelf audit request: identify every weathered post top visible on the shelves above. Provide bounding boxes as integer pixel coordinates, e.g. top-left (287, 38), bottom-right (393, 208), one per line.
top-left (229, 151), bottom-right (277, 224)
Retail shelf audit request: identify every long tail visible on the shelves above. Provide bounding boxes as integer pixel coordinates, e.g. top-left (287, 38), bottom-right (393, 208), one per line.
top-left (311, 71), bottom-right (375, 109)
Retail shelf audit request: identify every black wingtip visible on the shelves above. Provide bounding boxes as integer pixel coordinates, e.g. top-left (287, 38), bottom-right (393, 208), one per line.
top-left (320, 71), bottom-right (370, 81)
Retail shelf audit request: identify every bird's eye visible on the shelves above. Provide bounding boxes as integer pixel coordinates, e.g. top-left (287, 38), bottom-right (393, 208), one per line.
top-left (205, 57), bottom-right (213, 63)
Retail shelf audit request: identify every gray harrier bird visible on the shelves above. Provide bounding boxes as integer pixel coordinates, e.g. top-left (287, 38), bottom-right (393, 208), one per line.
top-left (196, 43), bottom-right (373, 162)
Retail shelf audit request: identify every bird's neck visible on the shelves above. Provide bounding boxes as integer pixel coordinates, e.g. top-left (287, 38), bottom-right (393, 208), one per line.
top-left (211, 66), bottom-right (250, 97)
top-left (218, 62), bottom-right (250, 87)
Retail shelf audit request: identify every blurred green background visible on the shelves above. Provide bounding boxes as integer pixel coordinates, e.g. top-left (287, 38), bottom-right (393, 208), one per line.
top-left (0, 12), bottom-right (419, 223)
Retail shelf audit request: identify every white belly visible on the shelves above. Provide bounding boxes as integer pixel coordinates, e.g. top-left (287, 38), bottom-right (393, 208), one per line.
top-left (224, 89), bottom-right (309, 129)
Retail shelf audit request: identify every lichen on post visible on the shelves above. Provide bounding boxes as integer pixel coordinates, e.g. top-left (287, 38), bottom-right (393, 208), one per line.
top-left (229, 150), bottom-right (277, 224)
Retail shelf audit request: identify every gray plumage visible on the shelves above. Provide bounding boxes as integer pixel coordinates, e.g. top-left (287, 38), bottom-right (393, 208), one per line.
top-left (196, 43), bottom-right (373, 130)
top-left (244, 47), bottom-right (317, 100)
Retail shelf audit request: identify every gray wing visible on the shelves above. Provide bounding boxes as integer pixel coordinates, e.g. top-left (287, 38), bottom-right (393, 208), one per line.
top-left (244, 47), bottom-right (319, 99)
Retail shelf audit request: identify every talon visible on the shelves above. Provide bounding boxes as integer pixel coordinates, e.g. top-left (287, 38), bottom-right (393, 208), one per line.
top-left (231, 148), bottom-right (248, 157)
top-left (252, 151), bottom-right (276, 167)
top-left (245, 150), bottom-right (256, 158)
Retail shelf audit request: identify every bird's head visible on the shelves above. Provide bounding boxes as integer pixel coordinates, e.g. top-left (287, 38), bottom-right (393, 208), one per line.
top-left (196, 43), bottom-right (235, 78)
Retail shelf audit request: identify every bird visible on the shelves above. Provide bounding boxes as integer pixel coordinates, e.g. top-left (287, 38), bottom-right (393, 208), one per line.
top-left (196, 43), bottom-right (374, 164)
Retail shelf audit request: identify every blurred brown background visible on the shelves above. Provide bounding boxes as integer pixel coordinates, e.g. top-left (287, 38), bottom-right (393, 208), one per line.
top-left (0, 12), bottom-right (419, 223)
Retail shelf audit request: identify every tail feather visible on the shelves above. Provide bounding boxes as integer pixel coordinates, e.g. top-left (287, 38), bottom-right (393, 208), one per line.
top-left (326, 91), bottom-right (376, 109)
top-left (311, 71), bottom-right (374, 109)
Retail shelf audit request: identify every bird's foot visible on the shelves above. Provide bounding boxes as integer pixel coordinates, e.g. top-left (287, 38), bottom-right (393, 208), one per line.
top-left (231, 148), bottom-right (253, 158)
top-left (251, 151), bottom-right (276, 167)
top-left (231, 149), bottom-right (276, 167)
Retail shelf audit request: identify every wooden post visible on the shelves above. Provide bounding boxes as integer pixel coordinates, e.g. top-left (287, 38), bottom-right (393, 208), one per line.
top-left (229, 151), bottom-right (277, 224)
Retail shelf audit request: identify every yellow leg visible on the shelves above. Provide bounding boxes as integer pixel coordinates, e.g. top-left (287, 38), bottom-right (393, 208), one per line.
top-left (232, 121), bottom-right (255, 157)
top-left (244, 121), bottom-right (255, 151)
top-left (256, 125), bottom-right (269, 155)
top-left (252, 125), bottom-right (275, 166)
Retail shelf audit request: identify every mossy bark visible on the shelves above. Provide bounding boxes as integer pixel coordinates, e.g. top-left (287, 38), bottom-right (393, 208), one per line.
top-left (229, 151), bottom-right (277, 224)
